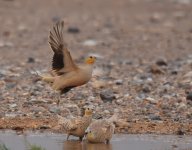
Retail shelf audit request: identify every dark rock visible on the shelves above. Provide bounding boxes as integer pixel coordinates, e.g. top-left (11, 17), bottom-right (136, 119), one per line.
top-left (156, 58), bottom-right (168, 66)
top-left (67, 27), bottom-right (80, 33)
top-left (148, 114), bottom-right (161, 121)
top-left (115, 79), bottom-right (123, 85)
top-left (27, 57), bottom-right (35, 63)
top-left (186, 92), bottom-right (192, 101)
top-left (6, 83), bottom-right (16, 89)
top-left (100, 89), bottom-right (116, 102)
top-left (0, 73), bottom-right (5, 79)
top-left (142, 84), bottom-right (151, 93)
top-left (52, 16), bottom-right (61, 23)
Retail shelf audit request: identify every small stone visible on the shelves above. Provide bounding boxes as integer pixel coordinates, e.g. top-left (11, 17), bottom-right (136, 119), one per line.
top-left (9, 103), bottom-right (17, 108)
top-left (115, 99), bottom-right (126, 106)
top-left (150, 13), bottom-right (163, 23)
top-left (18, 24), bottom-right (28, 32)
top-left (100, 89), bottom-right (116, 102)
top-left (103, 110), bottom-right (110, 114)
top-left (27, 57), bottom-right (35, 63)
top-left (49, 106), bottom-right (61, 114)
top-left (186, 92), bottom-right (192, 101)
top-left (0, 41), bottom-right (14, 48)
top-left (156, 58), bottom-right (167, 66)
top-left (142, 84), bottom-right (151, 93)
top-left (148, 114), bottom-right (161, 121)
top-left (67, 27), bottom-right (80, 33)
top-left (115, 79), bottom-right (123, 85)
top-left (138, 93), bottom-right (146, 99)
top-left (6, 83), bottom-right (16, 89)
top-left (82, 39), bottom-right (98, 46)
top-left (52, 16), bottom-right (61, 23)
top-left (144, 97), bottom-right (157, 104)
top-left (5, 113), bottom-right (18, 118)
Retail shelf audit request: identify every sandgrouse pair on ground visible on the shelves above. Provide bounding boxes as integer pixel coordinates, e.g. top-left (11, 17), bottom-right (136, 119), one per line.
top-left (40, 21), bottom-right (115, 143)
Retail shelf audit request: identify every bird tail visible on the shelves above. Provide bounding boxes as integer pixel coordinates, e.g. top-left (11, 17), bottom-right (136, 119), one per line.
top-left (108, 113), bottom-right (118, 123)
top-left (49, 20), bottom-right (67, 52)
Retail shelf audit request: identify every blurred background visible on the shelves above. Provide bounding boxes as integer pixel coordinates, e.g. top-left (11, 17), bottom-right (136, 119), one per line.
top-left (1, 0), bottom-right (192, 65)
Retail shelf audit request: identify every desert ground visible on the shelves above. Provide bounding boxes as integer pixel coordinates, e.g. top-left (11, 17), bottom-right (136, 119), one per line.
top-left (0, 0), bottom-right (192, 135)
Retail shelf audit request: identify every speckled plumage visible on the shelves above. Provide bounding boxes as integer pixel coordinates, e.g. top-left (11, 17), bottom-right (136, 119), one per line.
top-left (58, 108), bottom-right (93, 141)
top-left (86, 119), bottom-right (115, 144)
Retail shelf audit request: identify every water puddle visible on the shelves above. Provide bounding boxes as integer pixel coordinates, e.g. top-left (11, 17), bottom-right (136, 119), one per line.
top-left (0, 131), bottom-right (191, 150)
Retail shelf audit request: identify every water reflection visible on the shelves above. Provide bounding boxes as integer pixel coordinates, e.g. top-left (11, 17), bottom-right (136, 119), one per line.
top-left (63, 140), bottom-right (112, 150)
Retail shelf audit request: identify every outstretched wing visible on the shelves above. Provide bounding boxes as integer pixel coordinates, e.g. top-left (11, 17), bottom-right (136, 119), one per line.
top-left (49, 21), bottom-right (78, 75)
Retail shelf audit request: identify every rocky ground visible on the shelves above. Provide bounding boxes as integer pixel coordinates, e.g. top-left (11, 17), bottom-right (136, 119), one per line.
top-left (0, 0), bottom-right (192, 135)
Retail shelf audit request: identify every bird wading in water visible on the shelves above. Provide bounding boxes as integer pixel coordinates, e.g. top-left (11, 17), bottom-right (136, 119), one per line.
top-left (57, 107), bottom-right (93, 141)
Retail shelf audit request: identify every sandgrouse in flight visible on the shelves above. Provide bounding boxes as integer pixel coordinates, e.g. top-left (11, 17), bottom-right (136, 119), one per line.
top-left (41, 21), bottom-right (96, 104)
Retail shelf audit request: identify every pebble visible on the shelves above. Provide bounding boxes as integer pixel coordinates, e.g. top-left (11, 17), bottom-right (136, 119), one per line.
top-left (82, 39), bottom-right (98, 46)
top-left (186, 92), bottom-right (192, 101)
top-left (0, 41), bottom-right (14, 48)
top-left (9, 103), bottom-right (17, 108)
top-left (156, 58), bottom-right (168, 66)
top-left (67, 26), bottom-right (80, 33)
top-left (103, 110), bottom-right (110, 114)
top-left (148, 114), bottom-right (162, 121)
top-left (115, 79), bottom-right (123, 85)
top-left (150, 13), bottom-right (163, 23)
top-left (52, 16), bottom-right (61, 23)
top-left (27, 57), bottom-right (35, 63)
top-left (18, 24), bottom-right (28, 32)
top-left (49, 106), bottom-right (61, 114)
top-left (100, 89), bottom-right (116, 102)
top-left (142, 84), bottom-right (151, 93)
top-left (5, 113), bottom-right (18, 118)
top-left (144, 97), bottom-right (158, 104)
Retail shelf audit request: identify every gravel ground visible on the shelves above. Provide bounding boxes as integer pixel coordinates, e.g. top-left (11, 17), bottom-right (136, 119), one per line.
top-left (0, 0), bottom-right (192, 135)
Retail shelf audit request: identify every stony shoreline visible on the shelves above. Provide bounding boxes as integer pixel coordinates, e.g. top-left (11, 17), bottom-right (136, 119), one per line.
top-left (0, 0), bottom-right (192, 135)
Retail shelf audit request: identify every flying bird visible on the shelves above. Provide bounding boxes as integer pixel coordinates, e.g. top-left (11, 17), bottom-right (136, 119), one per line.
top-left (58, 107), bottom-right (93, 141)
top-left (41, 21), bottom-right (96, 104)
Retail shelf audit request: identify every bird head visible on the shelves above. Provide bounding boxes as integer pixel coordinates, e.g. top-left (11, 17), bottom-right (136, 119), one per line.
top-left (85, 128), bottom-right (95, 139)
top-left (85, 56), bottom-right (96, 65)
top-left (84, 107), bottom-right (93, 116)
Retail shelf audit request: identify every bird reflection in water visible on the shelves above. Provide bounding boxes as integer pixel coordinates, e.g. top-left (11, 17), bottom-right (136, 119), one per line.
top-left (63, 140), bottom-right (112, 150)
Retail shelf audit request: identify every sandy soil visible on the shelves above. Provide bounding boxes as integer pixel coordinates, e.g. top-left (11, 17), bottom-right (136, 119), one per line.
top-left (0, 0), bottom-right (192, 134)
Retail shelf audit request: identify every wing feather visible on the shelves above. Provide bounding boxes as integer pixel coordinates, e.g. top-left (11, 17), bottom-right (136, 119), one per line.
top-left (48, 21), bottom-right (77, 75)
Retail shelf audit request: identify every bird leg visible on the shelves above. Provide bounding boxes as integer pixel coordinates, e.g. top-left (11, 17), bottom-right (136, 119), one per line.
top-left (67, 134), bottom-right (70, 140)
top-left (55, 91), bottom-right (61, 106)
top-left (106, 139), bottom-right (110, 144)
top-left (79, 137), bottom-right (83, 141)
